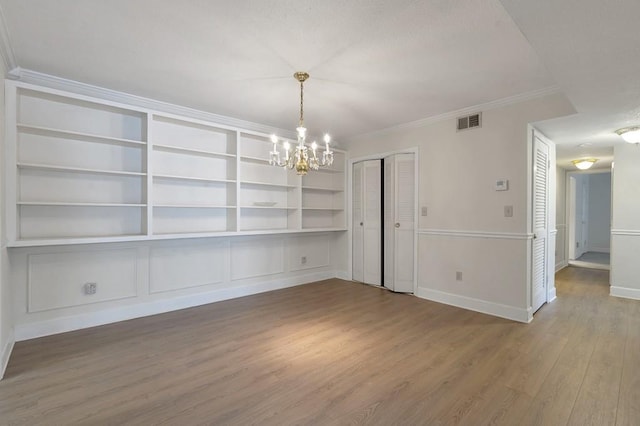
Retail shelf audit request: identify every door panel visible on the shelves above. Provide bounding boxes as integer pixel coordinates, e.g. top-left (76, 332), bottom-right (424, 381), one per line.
top-left (363, 160), bottom-right (382, 285)
top-left (352, 160), bottom-right (381, 285)
top-left (383, 157), bottom-right (395, 287)
top-left (393, 154), bottom-right (415, 292)
top-left (383, 153), bottom-right (415, 292)
top-left (532, 135), bottom-right (549, 313)
top-left (352, 162), bottom-right (364, 282)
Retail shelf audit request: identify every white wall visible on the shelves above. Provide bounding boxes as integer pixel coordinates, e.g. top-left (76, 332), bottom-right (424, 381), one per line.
top-left (555, 166), bottom-right (567, 271)
top-left (587, 172), bottom-right (611, 252)
top-left (0, 57), bottom-right (11, 379)
top-left (347, 93), bottom-right (575, 322)
top-left (611, 144), bottom-right (640, 299)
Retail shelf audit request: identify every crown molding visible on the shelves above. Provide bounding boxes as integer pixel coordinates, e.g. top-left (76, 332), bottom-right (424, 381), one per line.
top-left (0, 4), bottom-right (16, 71)
top-left (9, 68), bottom-right (298, 140)
top-left (347, 85), bottom-right (562, 143)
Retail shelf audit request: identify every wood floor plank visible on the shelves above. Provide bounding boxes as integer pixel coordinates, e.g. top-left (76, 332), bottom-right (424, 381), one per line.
top-left (0, 267), bottom-right (636, 425)
top-left (567, 284), bottom-right (629, 426)
top-left (615, 302), bottom-right (640, 426)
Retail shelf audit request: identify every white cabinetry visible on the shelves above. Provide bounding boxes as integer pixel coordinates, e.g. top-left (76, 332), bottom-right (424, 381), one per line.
top-left (5, 81), bottom-right (347, 246)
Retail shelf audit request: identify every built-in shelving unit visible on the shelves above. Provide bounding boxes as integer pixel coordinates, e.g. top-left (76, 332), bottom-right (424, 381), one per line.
top-left (5, 81), bottom-right (347, 246)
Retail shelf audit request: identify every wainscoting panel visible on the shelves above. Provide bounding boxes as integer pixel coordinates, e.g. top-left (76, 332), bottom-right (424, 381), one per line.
top-left (28, 249), bottom-right (138, 312)
top-left (555, 224), bottom-right (567, 271)
top-left (11, 233), bottom-right (346, 341)
top-left (416, 231), bottom-right (530, 322)
top-left (288, 234), bottom-right (330, 272)
top-left (150, 241), bottom-right (226, 294)
top-left (230, 238), bottom-right (285, 280)
top-left (610, 233), bottom-right (640, 299)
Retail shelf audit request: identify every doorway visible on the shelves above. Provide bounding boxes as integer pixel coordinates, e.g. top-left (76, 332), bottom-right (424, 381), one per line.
top-left (566, 170), bottom-right (611, 270)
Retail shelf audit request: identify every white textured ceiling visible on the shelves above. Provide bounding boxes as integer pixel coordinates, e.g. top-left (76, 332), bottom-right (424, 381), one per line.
top-left (3, 0), bottom-right (638, 166)
top-left (0, 0), bottom-right (555, 141)
top-left (499, 0), bottom-right (640, 169)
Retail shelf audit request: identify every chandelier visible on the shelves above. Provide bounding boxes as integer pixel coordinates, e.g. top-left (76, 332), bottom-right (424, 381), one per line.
top-left (269, 72), bottom-right (333, 175)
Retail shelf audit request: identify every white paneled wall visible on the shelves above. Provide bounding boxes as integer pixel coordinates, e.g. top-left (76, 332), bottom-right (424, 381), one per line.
top-left (149, 242), bottom-right (226, 293)
top-left (416, 232), bottom-right (529, 321)
top-left (611, 144), bottom-right (640, 300)
top-left (11, 232), bottom-right (344, 340)
top-left (28, 249), bottom-right (138, 312)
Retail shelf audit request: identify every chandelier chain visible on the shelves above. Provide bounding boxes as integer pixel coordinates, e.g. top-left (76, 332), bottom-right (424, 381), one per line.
top-left (299, 80), bottom-right (304, 127)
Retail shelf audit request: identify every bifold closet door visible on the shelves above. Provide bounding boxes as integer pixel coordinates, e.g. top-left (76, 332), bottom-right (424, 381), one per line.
top-left (384, 153), bottom-right (415, 292)
top-left (352, 160), bottom-right (382, 285)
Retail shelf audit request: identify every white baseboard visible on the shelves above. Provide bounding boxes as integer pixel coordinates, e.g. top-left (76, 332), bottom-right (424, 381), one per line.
top-left (335, 271), bottom-right (351, 281)
top-left (415, 287), bottom-right (530, 323)
top-left (0, 331), bottom-right (15, 380)
top-left (555, 260), bottom-right (568, 272)
top-left (15, 270), bottom-right (336, 341)
top-left (610, 286), bottom-right (640, 300)
top-left (588, 247), bottom-right (610, 254)
top-left (547, 286), bottom-right (557, 303)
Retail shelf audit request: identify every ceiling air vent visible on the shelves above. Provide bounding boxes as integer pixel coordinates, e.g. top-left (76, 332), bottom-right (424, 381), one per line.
top-left (457, 112), bottom-right (482, 131)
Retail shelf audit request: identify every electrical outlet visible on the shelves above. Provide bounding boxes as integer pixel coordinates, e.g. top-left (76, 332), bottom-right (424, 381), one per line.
top-left (301, 256), bottom-right (307, 265)
top-left (504, 205), bottom-right (513, 217)
top-left (84, 282), bottom-right (97, 295)
top-left (421, 206), bottom-right (428, 216)
top-left (456, 271), bottom-right (463, 281)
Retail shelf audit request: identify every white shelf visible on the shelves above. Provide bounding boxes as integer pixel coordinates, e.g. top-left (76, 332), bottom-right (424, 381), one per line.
top-left (301, 207), bottom-right (343, 211)
top-left (240, 206), bottom-right (298, 210)
top-left (18, 163), bottom-right (146, 177)
top-left (153, 174), bottom-right (235, 184)
top-left (302, 185), bottom-right (344, 192)
top-left (240, 180), bottom-right (297, 189)
top-left (8, 227), bottom-right (347, 247)
top-left (154, 204), bottom-right (235, 209)
top-left (17, 123), bottom-right (146, 148)
top-left (18, 202), bottom-right (146, 207)
top-left (10, 234), bottom-right (150, 247)
top-left (153, 143), bottom-right (235, 158)
top-left (314, 168), bottom-right (345, 174)
top-left (240, 155), bottom-right (270, 164)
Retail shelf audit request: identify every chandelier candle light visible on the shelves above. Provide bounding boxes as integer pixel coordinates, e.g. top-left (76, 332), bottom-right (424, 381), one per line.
top-left (269, 72), bottom-right (333, 175)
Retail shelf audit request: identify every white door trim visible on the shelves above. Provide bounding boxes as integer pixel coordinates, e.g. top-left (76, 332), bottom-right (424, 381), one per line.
top-left (527, 126), bottom-right (556, 321)
top-left (564, 168), bottom-right (612, 264)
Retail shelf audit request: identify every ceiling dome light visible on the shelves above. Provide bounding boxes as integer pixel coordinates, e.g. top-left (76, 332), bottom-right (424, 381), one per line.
top-left (572, 158), bottom-right (598, 170)
top-left (615, 126), bottom-right (640, 143)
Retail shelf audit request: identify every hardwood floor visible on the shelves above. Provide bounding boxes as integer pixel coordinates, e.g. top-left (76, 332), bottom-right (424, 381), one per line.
top-left (1, 267), bottom-right (638, 425)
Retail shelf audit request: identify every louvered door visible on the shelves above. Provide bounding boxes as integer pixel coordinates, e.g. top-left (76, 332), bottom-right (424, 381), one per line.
top-left (352, 160), bottom-right (382, 285)
top-left (532, 135), bottom-right (549, 313)
top-left (384, 154), bottom-right (415, 292)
